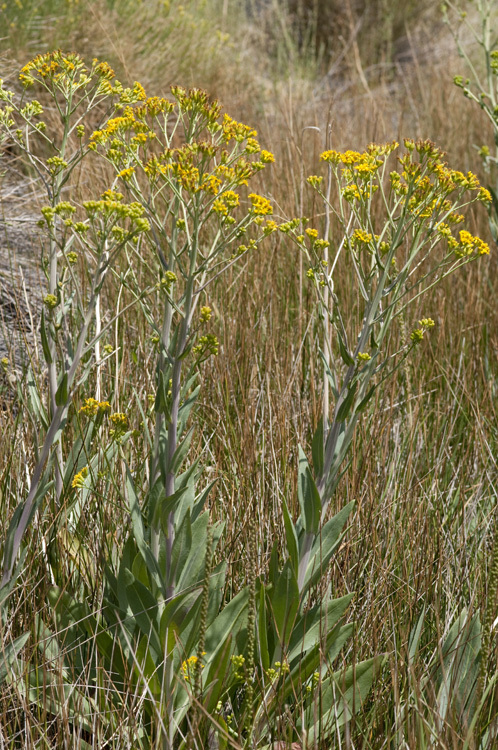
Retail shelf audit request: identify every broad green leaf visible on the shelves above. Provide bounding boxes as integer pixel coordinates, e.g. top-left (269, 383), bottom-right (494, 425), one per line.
top-left (177, 511), bottom-right (209, 591)
top-left (282, 499), bottom-right (299, 574)
top-left (258, 582), bottom-right (270, 672)
top-left (336, 382), bottom-right (358, 423)
top-left (287, 593), bottom-right (353, 662)
top-left (170, 510), bottom-right (193, 588)
top-left (408, 606), bottom-right (426, 665)
top-left (178, 383), bottom-right (200, 434)
top-left (2, 475), bottom-right (54, 586)
top-left (168, 427), bottom-right (195, 476)
top-left (192, 478), bottom-right (217, 522)
top-left (203, 635), bottom-right (233, 715)
top-left (268, 560), bottom-right (300, 650)
top-left (0, 632), bottom-right (29, 683)
top-left (133, 633), bottom-right (162, 700)
top-left (154, 366), bottom-right (173, 419)
top-left (26, 367), bottom-right (48, 430)
top-left (125, 463), bottom-right (164, 593)
top-left (159, 588), bottom-right (202, 656)
top-left (319, 348), bottom-right (339, 399)
top-left (297, 446), bottom-right (321, 535)
top-left (436, 609), bottom-right (481, 726)
top-left (204, 587), bottom-right (249, 663)
top-left (40, 309), bottom-right (52, 364)
top-left (55, 371), bottom-right (68, 406)
top-left (206, 559), bottom-right (227, 625)
top-left (311, 417), bottom-right (325, 477)
top-left (160, 487), bottom-right (190, 535)
top-left (302, 501), bottom-right (354, 593)
top-left (338, 331), bottom-right (354, 366)
top-left (302, 657), bottom-right (378, 743)
top-left (268, 539), bottom-right (280, 587)
top-left (355, 385), bottom-right (376, 413)
top-left (125, 579), bottom-right (161, 656)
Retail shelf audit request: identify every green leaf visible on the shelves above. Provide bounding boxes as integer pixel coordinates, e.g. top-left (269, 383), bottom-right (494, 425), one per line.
top-left (157, 486), bottom-right (190, 532)
top-left (268, 539), bottom-right (279, 587)
top-left (159, 588), bottom-right (202, 656)
top-left (297, 446), bottom-right (321, 535)
top-left (336, 382), bottom-right (358, 423)
top-left (319, 349), bottom-right (339, 399)
top-left (40, 310), bottom-right (52, 364)
top-left (267, 560), bottom-right (300, 650)
top-left (302, 501), bottom-right (354, 593)
top-left (303, 657), bottom-right (378, 743)
top-left (55, 372), bottom-right (68, 407)
top-left (258, 582), bottom-right (270, 672)
top-left (178, 383), bottom-right (200, 435)
top-left (203, 635), bottom-right (233, 715)
top-left (338, 332), bottom-right (354, 366)
top-left (2, 475), bottom-right (54, 586)
top-left (168, 427), bottom-right (195, 476)
top-left (311, 417), bottom-right (325, 477)
top-left (0, 632), bottom-right (29, 683)
top-left (436, 609), bottom-right (481, 726)
top-left (133, 633), bottom-right (162, 700)
top-left (356, 385), bottom-right (376, 414)
top-left (204, 587), bottom-right (249, 663)
top-left (125, 463), bottom-right (164, 593)
top-left (287, 593), bottom-right (353, 662)
top-left (282, 499), bottom-right (299, 574)
top-left (154, 367), bottom-right (173, 420)
top-left (408, 606), bottom-right (426, 665)
top-left (170, 510), bottom-right (193, 588)
top-left (125, 579), bottom-right (161, 656)
top-left (26, 368), bottom-right (49, 430)
top-left (177, 511), bottom-right (209, 591)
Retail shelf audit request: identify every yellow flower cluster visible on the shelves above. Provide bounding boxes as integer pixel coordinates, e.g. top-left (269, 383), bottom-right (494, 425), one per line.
top-left (222, 114), bottom-right (257, 143)
top-left (19, 51), bottom-right (85, 86)
top-left (72, 466), bottom-right (89, 489)
top-left (193, 334), bottom-right (219, 356)
top-left (212, 188), bottom-right (240, 216)
top-left (410, 317), bottom-right (435, 343)
top-left (79, 398), bottom-right (111, 416)
top-left (351, 229), bottom-right (373, 247)
top-left (342, 183), bottom-right (378, 203)
top-left (82, 195), bottom-right (150, 233)
top-left (109, 412), bottom-right (128, 430)
top-left (451, 230), bottom-right (490, 257)
top-left (248, 193), bottom-right (273, 215)
top-left (181, 653), bottom-right (205, 682)
top-left (200, 306), bottom-right (212, 323)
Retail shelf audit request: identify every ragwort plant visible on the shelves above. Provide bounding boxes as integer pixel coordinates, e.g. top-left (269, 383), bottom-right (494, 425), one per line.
top-left (0, 50), bottom-right (494, 749)
top-left (0, 52), bottom-right (150, 592)
top-left (443, 0), bottom-right (498, 733)
top-left (286, 139), bottom-right (493, 745)
top-left (0, 54), bottom-right (376, 750)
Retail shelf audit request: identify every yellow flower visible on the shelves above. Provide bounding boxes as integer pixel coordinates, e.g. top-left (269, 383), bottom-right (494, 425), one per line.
top-left (200, 306), bottom-right (212, 322)
top-left (181, 653), bottom-right (206, 682)
top-left (72, 466), bottom-right (89, 489)
top-left (110, 412), bottom-right (128, 430)
top-left (260, 150), bottom-right (275, 163)
top-left (118, 167), bottom-right (135, 181)
top-left (351, 229), bottom-right (373, 247)
top-left (79, 398), bottom-right (111, 416)
top-left (248, 193), bottom-right (273, 216)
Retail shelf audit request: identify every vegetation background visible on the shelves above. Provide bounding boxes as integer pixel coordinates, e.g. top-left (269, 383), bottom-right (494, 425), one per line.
top-left (0, 0), bottom-right (497, 747)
